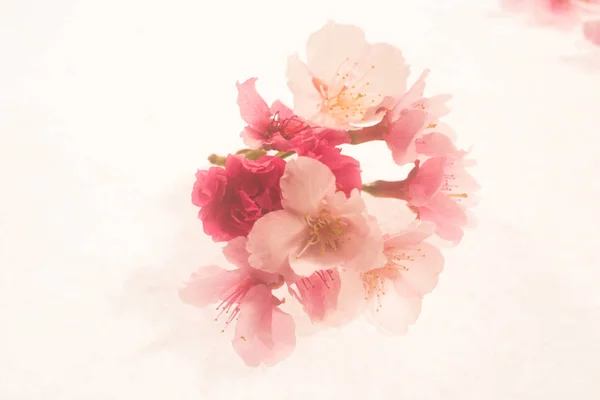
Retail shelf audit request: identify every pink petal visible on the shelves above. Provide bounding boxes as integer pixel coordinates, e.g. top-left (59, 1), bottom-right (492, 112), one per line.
top-left (290, 269), bottom-right (341, 323)
top-left (179, 266), bottom-right (243, 308)
top-left (236, 78), bottom-right (271, 130)
top-left (286, 53), bottom-right (322, 122)
top-left (247, 210), bottom-right (307, 273)
top-left (270, 100), bottom-right (295, 120)
top-left (391, 69), bottom-right (430, 119)
top-left (392, 242), bottom-right (444, 297)
top-left (232, 285), bottom-right (296, 367)
top-left (418, 193), bottom-right (467, 244)
top-left (223, 237), bottom-right (283, 287)
top-left (385, 108), bottom-right (427, 166)
top-left (422, 94), bottom-right (452, 119)
top-left (383, 221), bottom-right (436, 248)
top-left (415, 132), bottom-right (456, 156)
top-left (355, 41), bottom-right (410, 105)
top-left (408, 157), bottom-right (446, 206)
top-left (280, 157), bottom-right (336, 215)
top-left (305, 21), bottom-right (369, 83)
top-left (366, 280), bottom-right (422, 335)
top-left (584, 20), bottom-right (600, 46)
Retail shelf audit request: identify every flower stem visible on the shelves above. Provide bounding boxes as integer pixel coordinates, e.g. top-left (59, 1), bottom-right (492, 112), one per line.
top-left (275, 151), bottom-right (295, 159)
top-left (207, 154), bottom-right (227, 166)
top-left (237, 148), bottom-right (268, 160)
top-left (348, 125), bottom-right (385, 145)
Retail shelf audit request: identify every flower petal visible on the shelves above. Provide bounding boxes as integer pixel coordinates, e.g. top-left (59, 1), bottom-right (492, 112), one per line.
top-left (366, 280), bottom-right (422, 335)
top-left (418, 193), bottom-right (467, 244)
top-left (385, 108), bottom-right (427, 166)
top-left (408, 157), bottom-right (446, 206)
top-left (286, 53), bottom-right (322, 122)
top-left (393, 242), bottom-right (444, 297)
top-left (291, 269), bottom-right (341, 323)
top-left (236, 78), bottom-right (271, 130)
top-left (280, 157), bottom-right (336, 215)
top-left (415, 132), bottom-right (456, 156)
top-left (179, 266), bottom-right (243, 308)
top-left (232, 285), bottom-right (296, 367)
top-left (305, 21), bottom-right (369, 84)
top-left (247, 210), bottom-right (307, 273)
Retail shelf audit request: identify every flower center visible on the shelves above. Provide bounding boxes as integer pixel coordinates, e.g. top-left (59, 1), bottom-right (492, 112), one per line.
top-left (214, 280), bottom-right (252, 333)
top-left (313, 58), bottom-right (384, 123)
top-left (266, 111), bottom-right (311, 140)
top-left (361, 248), bottom-right (424, 311)
top-left (296, 209), bottom-right (348, 258)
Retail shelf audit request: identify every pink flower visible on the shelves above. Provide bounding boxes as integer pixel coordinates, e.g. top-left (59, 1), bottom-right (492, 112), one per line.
top-left (236, 77), bottom-right (350, 151)
top-left (192, 154), bottom-right (286, 242)
top-left (501, 0), bottom-right (600, 28)
top-left (362, 146), bottom-right (479, 244)
top-left (349, 70), bottom-right (453, 166)
top-left (179, 237), bottom-right (296, 367)
top-left (246, 156), bottom-right (387, 277)
top-left (361, 222), bottom-right (444, 334)
top-left (286, 21), bottom-right (410, 130)
top-left (583, 19), bottom-right (600, 45)
top-left (236, 77), bottom-right (312, 150)
top-left (297, 137), bottom-right (362, 198)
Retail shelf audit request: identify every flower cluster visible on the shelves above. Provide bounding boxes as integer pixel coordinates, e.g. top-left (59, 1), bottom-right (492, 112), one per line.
top-left (500, 0), bottom-right (600, 46)
top-left (180, 21), bottom-right (479, 367)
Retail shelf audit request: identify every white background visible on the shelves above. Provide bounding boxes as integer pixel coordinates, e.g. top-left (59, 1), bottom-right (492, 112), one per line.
top-left (2, 0), bottom-right (600, 398)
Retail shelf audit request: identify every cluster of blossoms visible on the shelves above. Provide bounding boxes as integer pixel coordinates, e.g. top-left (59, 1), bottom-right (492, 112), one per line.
top-left (501, 0), bottom-right (600, 45)
top-left (180, 21), bottom-right (479, 367)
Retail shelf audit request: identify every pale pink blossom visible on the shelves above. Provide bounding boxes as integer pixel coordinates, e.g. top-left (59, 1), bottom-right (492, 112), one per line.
top-left (179, 237), bottom-right (296, 367)
top-left (361, 222), bottom-right (444, 334)
top-left (501, 0), bottom-right (600, 28)
top-left (583, 19), bottom-right (600, 45)
top-left (246, 156), bottom-right (387, 277)
top-left (348, 70), bottom-right (453, 166)
top-left (286, 21), bottom-right (410, 130)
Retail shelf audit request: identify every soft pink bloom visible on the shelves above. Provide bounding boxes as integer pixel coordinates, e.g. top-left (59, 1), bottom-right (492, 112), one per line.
top-left (349, 70), bottom-right (453, 166)
top-left (362, 146), bottom-right (479, 244)
top-left (297, 137), bottom-right (362, 198)
top-left (288, 269), bottom-right (342, 323)
top-left (583, 19), bottom-right (600, 45)
top-left (361, 222), bottom-right (444, 334)
top-left (246, 156), bottom-right (387, 277)
top-left (192, 154), bottom-right (285, 242)
top-left (501, 0), bottom-right (600, 28)
top-left (286, 21), bottom-right (410, 130)
top-left (236, 77), bottom-right (349, 151)
top-left (179, 237), bottom-right (295, 367)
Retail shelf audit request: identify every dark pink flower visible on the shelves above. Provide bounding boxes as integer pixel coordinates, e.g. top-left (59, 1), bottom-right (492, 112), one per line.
top-left (236, 78), bottom-right (349, 151)
top-left (296, 136), bottom-right (362, 198)
top-left (179, 237), bottom-right (296, 367)
top-left (192, 154), bottom-right (286, 242)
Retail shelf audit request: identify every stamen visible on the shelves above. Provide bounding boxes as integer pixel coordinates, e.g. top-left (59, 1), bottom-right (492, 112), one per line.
top-left (297, 210), bottom-right (348, 258)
